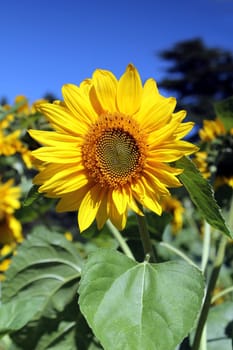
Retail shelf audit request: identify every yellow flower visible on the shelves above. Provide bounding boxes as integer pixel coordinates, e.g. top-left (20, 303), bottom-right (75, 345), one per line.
top-left (199, 118), bottom-right (226, 142)
top-left (14, 95), bottom-right (30, 115)
top-left (0, 179), bottom-right (23, 244)
top-left (196, 118), bottom-right (233, 188)
top-left (17, 144), bottom-right (34, 169)
top-left (31, 98), bottom-right (49, 114)
top-left (0, 127), bottom-right (33, 168)
top-left (161, 196), bottom-right (184, 234)
top-left (0, 104), bottom-right (14, 129)
top-left (0, 243), bottom-right (17, 281)
top-left (0, 179), bottom-right (21, 215)
top-left (0, 130), bottom-right (22, 156)
top-left (29, 64), bottom-right (198, 232)
top-left (64, 231), bottom-right (73, 241)
top-left (14, 95), bottom-right (48, 115)
top-left (193, 151), bottom-right (211, 179)
top-left (214, 176), bottom-right (233, 189)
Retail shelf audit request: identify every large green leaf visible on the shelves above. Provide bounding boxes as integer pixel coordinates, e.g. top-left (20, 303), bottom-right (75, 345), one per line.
top-left (0, 296), bottom-right (44, 336)
top-left (175, 157), bottom-right (232, 238)
top-left (78, 249), bottom-right (204, 350)
top-left (35, 321), bottom-right (77, 350)
top-left (1, 229), bottom-right (83, 348)
top-left (214, 96), bottom-right (233, 131)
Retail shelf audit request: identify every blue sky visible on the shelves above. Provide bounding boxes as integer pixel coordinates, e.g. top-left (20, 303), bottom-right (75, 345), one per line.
top-left (1, 0), bottom-right (233, 104)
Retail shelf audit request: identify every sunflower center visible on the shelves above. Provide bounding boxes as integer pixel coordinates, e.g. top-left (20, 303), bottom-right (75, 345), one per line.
top-left (97, 129), bottom-right (139, 177)
top-left (82, 113), bottom-right (147, 188)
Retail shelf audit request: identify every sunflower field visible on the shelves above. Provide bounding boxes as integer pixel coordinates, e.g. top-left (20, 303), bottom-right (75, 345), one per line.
top-left (0, 65), bottom-right (232, 350)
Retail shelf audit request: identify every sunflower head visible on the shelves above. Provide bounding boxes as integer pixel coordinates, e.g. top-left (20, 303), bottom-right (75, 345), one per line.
top-left (161, 196), bottom-right (184, 234)
top-left (196, 118), bottom-right (233, 188)
top-left (0, 179), bottom-right (22, 244)
top-left (29, 64), bottom-right (198, 232)
top-left (0, 243), bottom-right (17, 281)
top-left (199, 118), bottom-right (226, 142)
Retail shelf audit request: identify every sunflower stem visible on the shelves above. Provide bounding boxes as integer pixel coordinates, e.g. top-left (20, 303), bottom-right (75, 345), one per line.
top-left (106, 220), bottom-right (135, 260)
top-left (198, 221), bottom-right (211, 350)
top-left (191, 233), bottom-right (228, 350)
top-left (201, 221), bottom-right (211, 273)
top-left (136, 212), bottom-right (157, 263)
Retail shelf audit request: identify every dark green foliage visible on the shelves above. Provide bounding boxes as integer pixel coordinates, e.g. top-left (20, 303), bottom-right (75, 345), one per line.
top-left (158, 38), bottom-right (233, 120)
top-left (175, 157), bottom-right (231, 237)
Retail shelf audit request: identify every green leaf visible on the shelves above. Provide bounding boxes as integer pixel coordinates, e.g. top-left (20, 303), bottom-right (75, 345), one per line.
top-left (35, 321), bottom-right (77, 350)
top-left (214, 96), bottom-right (233, 132)
top-left (23, 185), bottom-right (41, 206)
top-left (175, 156), bottom-right (232, 238)
top-left (0, 296), bottom-right (44, 336)
top-left (2, 229), bottom-right (82, 313)
top-left (1, 229), bottom-right (83, 348)
top-left (78, 249), bottom-right (204, 350)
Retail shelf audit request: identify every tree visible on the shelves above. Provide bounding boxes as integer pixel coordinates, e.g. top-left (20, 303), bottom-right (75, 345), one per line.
top-left (157, 38), bottom-right (233, 121)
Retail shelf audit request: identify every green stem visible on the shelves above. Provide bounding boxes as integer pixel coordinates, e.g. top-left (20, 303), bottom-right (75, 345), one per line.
top-left (191, 234), bottom-right (228, 350)
top-left (136, 212), bottom-right (157, 262)
top-left (199, 221), bottom-right (211, 350)
top-left (201, 222), bottom-right (211, 273)
top-left (199, 325), bottom-right (207, 350)
top-left (106, 220), bottom-right (135, 260)
top-left (159, 242), bottom-right (198, 268)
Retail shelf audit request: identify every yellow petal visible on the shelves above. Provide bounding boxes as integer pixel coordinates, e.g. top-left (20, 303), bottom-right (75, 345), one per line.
top-left (124, 187), bottom-right (143, 216)
top-left (108, 195), bottom-right (128, 231)
top-left (162, 141), bottom-right (199, 156)
top-left (143, 78), bottom-right (160, 97)
top-left (35, 163), bottom-right (85, 188)
top-left (136, 97), bottom-right (176, 131)
top-left (145, 164), bottom-right (182, 188)
top-left (174, 122), bottom-right (195, 139)
top-left (92, 69), bottom-right (117, 113)
top-left (136, 78), bottom-right (175, 124)
top-left (39, 171), bottom-right (89, 195)
top-left (28, 130), bottom-right (82, 147)
top-left (117, 64), bottom-right (143, 115)
top-left (56, 185), bottom-right (91, 212)
top-left (112, 188), bottom-right (128, 215)
top-left (37, 103), bottom-right (88, 135)
top-left (142, 172), bottom-right (170, 196)
top-left (149, 141), bottom-right (198, 161)
top-left (31, 147), bottom-right (82, 163)
top-left (132, 181), bottom-right (162, 215)
top-left (172, 110), bottom-right (187, 123)
top-left (78, 185), bottom-right (105, 232)
top-left (62, 84), bottom-right (98, 125)
top-left (147, 120), bottom-right (181, 148)
top-left (33, 164), bottom-right (69, 184)
top-left (96, 193), bottom-right (109, 229)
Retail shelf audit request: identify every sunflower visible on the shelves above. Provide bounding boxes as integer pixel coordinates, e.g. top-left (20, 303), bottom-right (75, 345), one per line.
top-left (0, 243), bottom-right (17, 281)
top-left (199, 118), bottom-right (226, 142)
top-left (29, 64), bottom-right (198, 232)
top-left (0, 179), bottom-right (22, 244)
top-left (193, 151), bottom-right (211, 179)
top-left (14, 95), bottom-right (30, 115)
top-left (195, 118), bottom-right (233, 189)
top-left (0, 121), bottom-right (33, 168)
top-left (0, 130), bottom-right (22, 156)
top-left (161, 196), bottom-right (184, 234)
